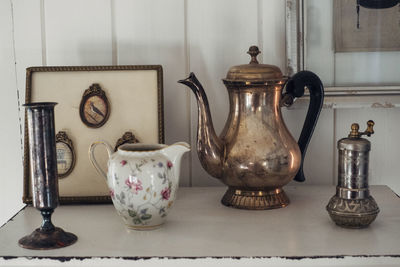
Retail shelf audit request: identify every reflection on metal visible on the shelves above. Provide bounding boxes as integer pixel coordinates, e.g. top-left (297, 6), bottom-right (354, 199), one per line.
top-left (19, 102), bottom-right (77, 249)
top-left (179, 46), bottom-right (324, 210)
top-left (327, 120), bottom-right (380, 228)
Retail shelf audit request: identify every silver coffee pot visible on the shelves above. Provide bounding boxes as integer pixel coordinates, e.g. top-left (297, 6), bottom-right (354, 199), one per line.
top-left (179, 46), bottom-right (324, 210)
top-left (327, 120), bottom-right (379, 228)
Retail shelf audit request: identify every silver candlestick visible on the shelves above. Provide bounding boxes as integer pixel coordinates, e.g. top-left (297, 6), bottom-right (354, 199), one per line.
top-left (19, 102), bottom-right (77, 249)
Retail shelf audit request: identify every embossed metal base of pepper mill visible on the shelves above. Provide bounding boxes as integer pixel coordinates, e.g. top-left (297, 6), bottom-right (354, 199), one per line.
top-left (326, 120), bottom-right (379, 228)
top-left (19, 102), bottom-right (77, 249)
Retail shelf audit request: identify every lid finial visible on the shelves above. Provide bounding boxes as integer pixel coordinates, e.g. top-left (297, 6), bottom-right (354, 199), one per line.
top-left (247, 46), bottom-right (260, 64)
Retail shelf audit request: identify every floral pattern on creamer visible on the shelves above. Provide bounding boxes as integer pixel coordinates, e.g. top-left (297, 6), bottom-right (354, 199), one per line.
top-left (111, 158), bottom-right (175, 226)
top-left (125, 176), bottom-right (143, 194)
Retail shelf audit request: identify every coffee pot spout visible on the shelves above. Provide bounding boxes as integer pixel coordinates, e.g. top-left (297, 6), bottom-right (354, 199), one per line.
top-left (178, 73), bottom-right (224, 179)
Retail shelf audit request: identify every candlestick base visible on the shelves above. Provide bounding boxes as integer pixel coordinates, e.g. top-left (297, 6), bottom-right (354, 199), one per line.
top-left (18, 227), bottom-right (77, 250)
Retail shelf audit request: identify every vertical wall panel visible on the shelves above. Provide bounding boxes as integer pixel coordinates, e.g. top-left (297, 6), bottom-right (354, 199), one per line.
top-left (261, 0), bottom-right (286, 71)
top-left (284, 108), bottom-right (335, 186)
top-left (45, 0), bottom-right (112, 65)
top-left (114, 0), bottom-right (190, 186)
top-left (2, 1), bottom-right (400, 228)
top-left (187, 0), bottom-right (259, 186)
top-left (335, 108), bottom-right (400, 193)
top-left (12, 0), bottom-right (43, 151)
top-left (0, 0), bottom-right (25, 225)
top-left (304, 0), bottom-right (335, 86)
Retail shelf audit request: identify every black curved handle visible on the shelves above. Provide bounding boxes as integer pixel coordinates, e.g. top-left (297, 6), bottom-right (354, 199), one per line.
top-left (283, 71), bottom-right (324, 182)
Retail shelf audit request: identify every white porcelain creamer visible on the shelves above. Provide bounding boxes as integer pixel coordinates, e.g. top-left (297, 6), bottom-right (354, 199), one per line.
top-left (89, 141), bottom-right (190, 230)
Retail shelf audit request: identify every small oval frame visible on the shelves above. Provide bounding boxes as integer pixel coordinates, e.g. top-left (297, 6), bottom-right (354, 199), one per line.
top-left (56, 131), bottom-right (76, 178)
top-left (79, 83), bottom-right (110, 128)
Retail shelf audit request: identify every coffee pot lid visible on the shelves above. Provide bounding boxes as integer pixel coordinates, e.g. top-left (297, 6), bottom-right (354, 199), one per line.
top-left (224, 46), bottom-right (283, 82)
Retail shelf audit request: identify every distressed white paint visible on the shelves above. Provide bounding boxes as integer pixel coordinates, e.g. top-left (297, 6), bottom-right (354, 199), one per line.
top-left (304, 0), bottom-right (335, 86)
top-left (0, 0), bottom-right (25, 226)
top-left (304, 0), bottom-right (400, 87)
top-left (1, 186), bottom-right (400, 265)
top-left (1, 257), bottom-right (400, 267)
top-left (0, 0), bottom-right (399, 240)
top-left (12, 0), bottom-right (42, 127)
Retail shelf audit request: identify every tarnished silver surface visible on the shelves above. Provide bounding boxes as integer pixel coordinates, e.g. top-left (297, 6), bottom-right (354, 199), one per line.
top-left (219, 85), bottom-right (301, 189)
top-left (181, 76), bottom-right (300, 188)
top-left (327, 121), bottom-right (379, 228)
top-left (179, 63), bottom-right (301, 209)
top-left (338, 149), bottom-right (369, 189)
top-left (336, 187), bottom-right (369, 200)
top-left (326, 195), bottom-right (379, 229)
top-left (179, 46), bottom-right (326, 209)
top-left (24, 102), bottom-right (59, 210)
top-left (20, 102), bottom-right (77, 249)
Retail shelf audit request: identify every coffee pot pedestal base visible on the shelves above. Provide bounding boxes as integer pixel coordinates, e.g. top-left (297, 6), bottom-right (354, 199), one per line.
top-left (221, 187), bottom-right (290, 210)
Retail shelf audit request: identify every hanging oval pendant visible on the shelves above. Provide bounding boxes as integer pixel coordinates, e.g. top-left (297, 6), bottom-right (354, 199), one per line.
top-left (79, 83), bottom-right (110, 128)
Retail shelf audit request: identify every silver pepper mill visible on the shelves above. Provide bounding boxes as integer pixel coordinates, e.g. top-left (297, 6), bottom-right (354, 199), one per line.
top-left (326, 120), bottom-right (379, 228)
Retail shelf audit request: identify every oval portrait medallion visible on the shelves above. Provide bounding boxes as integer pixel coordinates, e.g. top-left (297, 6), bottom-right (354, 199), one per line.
top-left (56, 131), bottom-right (75, 178)
top-left (79, 83), bottom-right (110, 128)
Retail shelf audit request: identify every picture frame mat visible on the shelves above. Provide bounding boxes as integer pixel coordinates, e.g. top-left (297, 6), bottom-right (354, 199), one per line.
top-left (23, 66), bottom-right (163, 204)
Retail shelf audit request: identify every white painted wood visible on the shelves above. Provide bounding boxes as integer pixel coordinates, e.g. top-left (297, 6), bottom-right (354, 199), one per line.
top-left (12, 0), bottom-right (43, 126)
top-left (292, 87), bottom-right (400, 109)
top-left (335, 108), bottom-right (400, 193)
top-left (285, 0), bottom-right (302, 75)
top-left (335, 51), bottom-right (400, 86)
top-left (114, 0), bottom-right (190, 186)
top-left (304, 0), bottom-right (400, 87)
top-left (284, 107), bottom-right (335, 186)
top-left (1, 0), bottom-right (400, 233)
top-left (187, 0), bottom-right (259, 186)
top-left (0, 0), bottom-right (25, 226)
top-left (303, 0), bottom-right (335, 86)
top-left (44, 0), bottom-right (112, 65)
top-left (0, 186), bottom-right (399, 261)
top-left (261, 0), bottom-right (286, 72)
top-left (1, 256), bottom-right (400, 267)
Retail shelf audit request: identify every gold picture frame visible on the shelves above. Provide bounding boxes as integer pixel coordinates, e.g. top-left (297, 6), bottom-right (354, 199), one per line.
top-left (23, 65), bottom-right (164, 204)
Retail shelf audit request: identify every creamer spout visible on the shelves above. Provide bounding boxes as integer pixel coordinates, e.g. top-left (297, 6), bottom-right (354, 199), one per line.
top-left (161, 142), bottom-right (190, 182)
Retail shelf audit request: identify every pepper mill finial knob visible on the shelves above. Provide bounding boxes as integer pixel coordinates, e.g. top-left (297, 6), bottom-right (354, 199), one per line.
top-left (348, 120), bottom-right (375, 138)
top-left (349, 123), bottom-right (360, 138)
top-left (247, 46), bottom-right (260, 64)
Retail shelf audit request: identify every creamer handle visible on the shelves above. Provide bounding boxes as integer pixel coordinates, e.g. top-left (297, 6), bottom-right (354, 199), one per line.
top-left (89, 140), bottom-right (113, 180)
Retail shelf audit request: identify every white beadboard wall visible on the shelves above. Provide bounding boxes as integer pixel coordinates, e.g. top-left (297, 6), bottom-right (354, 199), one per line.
top-left (0, 0), bottom-right (399, 225)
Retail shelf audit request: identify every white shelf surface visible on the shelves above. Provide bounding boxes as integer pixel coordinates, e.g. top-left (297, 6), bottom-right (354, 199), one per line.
top-left (1, 185), bottom-right (400, 266)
